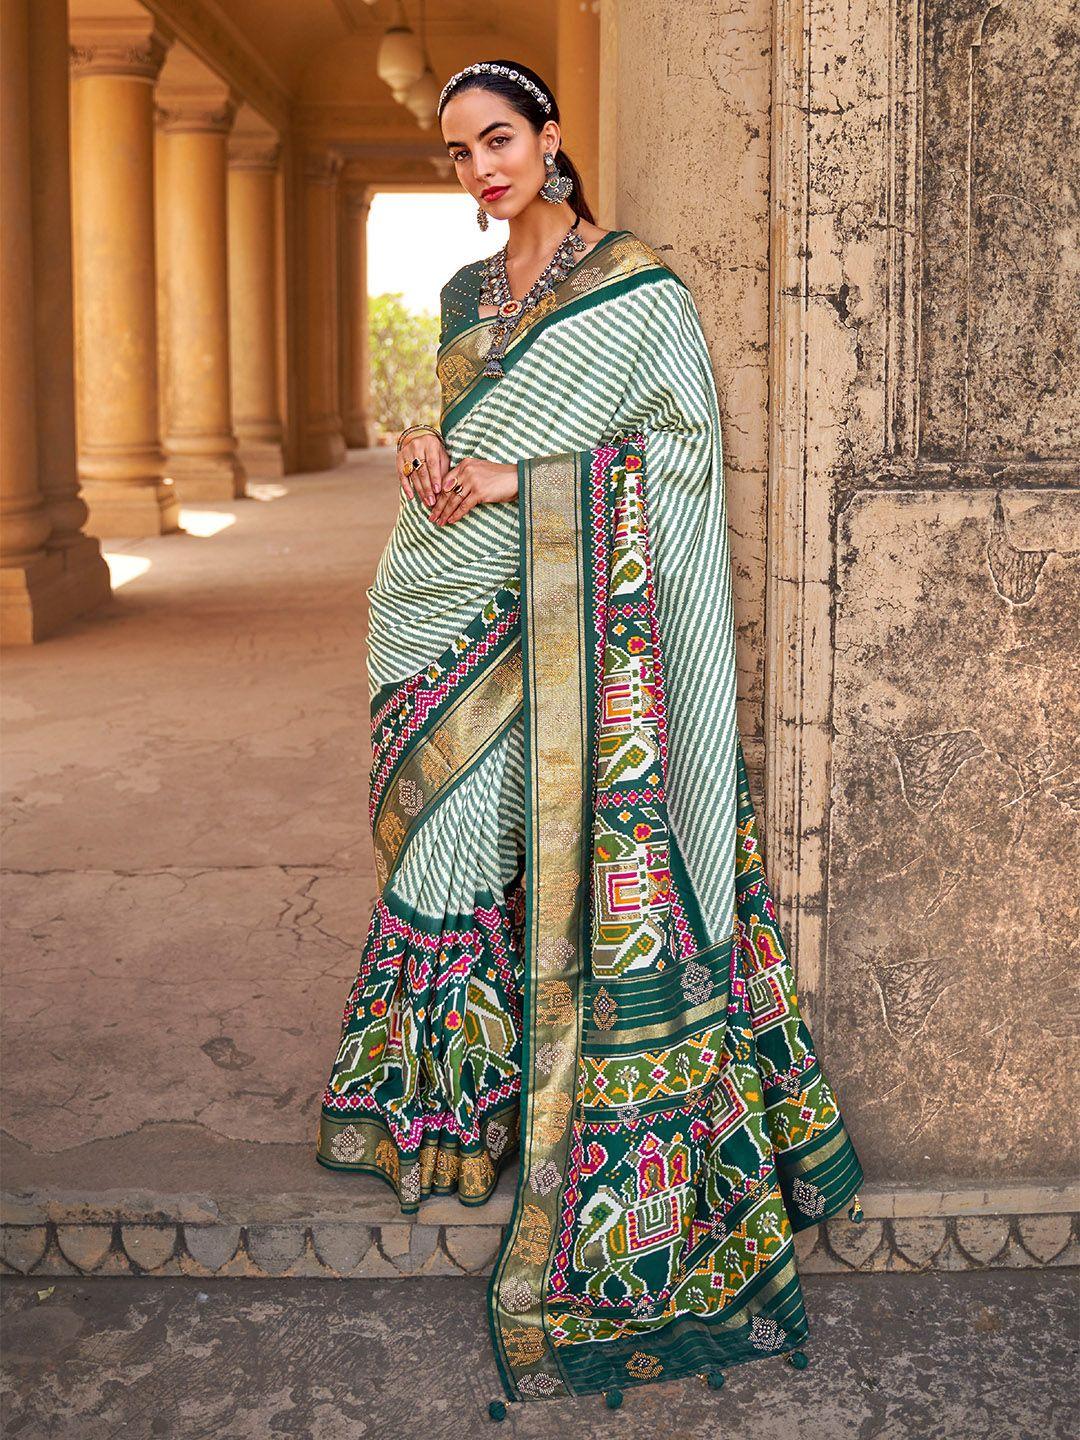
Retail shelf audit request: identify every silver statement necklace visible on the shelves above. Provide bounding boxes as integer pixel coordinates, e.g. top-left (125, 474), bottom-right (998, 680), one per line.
top-left (478, 215), bottom-right (588, 378)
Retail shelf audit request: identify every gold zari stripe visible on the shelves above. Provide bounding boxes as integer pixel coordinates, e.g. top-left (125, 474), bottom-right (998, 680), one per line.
top-left (372, 644), bottom-right (523, 891)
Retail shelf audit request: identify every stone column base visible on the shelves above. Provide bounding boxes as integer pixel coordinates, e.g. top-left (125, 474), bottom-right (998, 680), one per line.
top-left (1, 535), bottom-right (112, 645)
top-left (81, 478), bottom-right (181, 539)
top-left (237, 439), bottom-right (285, 479)
top-left (165, 453), bottom-right (246, 502)
top-left (299, 429), bottom-right (347, 474)
top-left (343, 414), bottom-right (375, 449)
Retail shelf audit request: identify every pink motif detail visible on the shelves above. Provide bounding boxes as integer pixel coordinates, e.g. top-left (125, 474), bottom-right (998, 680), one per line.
top-left (585, 435), bottom-right (696, 959)
top-left (748, 972), bottom-right (787, 1028)
top-left (595, 787), bottom-right (666, 807)
top-left (368, 606), bottom-right (521, 825)
top-left (321, 1076), bottom-right (521, 1151)
top-left (547, 1082), bottom-right (782, 1311)
top-left (340, 895), bottom-right (520, 1033)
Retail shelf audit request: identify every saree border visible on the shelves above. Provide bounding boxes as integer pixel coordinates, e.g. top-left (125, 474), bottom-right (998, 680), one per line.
top-left (316, 1093), bottom-right (523, 1214)
top-left (369, 579), bottom-right (520, 788)
top-left (372, 641), bottom-right (523, 892)
top-left (436, 225), bottom-right (628, 362)
top-left (486, 448), bottom-right (593, 1402)
top-left (438, 235), bottom-right (685, 435)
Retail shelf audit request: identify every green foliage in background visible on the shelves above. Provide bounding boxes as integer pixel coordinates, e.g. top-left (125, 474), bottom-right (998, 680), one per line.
top-left (368, 292), bottom-right (440, 437)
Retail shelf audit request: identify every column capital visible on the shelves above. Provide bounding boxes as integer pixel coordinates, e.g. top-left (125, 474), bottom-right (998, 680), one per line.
top-left (156, 88), bottom-right (237, 136)
top-left (70, 19), bottom-right (171, 83)
top-left (228, 137), bottom-right (282, 172)
top-left (343, 188), bottom-right (373, 219)
top-left (303, 150), bottom-right (343, 187)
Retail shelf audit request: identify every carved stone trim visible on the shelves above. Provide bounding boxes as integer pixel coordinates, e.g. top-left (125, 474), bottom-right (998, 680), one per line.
top-left (764, 0), bottom-right (925, 1025)
top-left (2, 1207), bottom-right (1075, 1279)
top-left (156, 96), bottom-right (237, 135)
top-left (228, 138), bottom-right (282, 172)
top-left (304, 151), bottom-right (344, 186)
top-left (69, 23), bottom-right (171, 83)
top-left (764, 0), bottom-right (831, 1009)
top-left (884, 0), bottom-right (922, 461)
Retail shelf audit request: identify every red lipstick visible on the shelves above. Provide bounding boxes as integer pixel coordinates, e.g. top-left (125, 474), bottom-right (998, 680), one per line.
top-left (481, 185), bottom-right (509, 201)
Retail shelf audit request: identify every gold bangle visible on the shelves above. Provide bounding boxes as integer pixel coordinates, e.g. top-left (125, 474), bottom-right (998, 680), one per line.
top-left (396, 424), bottom-right (442, 452)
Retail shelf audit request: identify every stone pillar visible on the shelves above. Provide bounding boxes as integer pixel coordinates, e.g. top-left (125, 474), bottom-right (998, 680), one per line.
top-left (597, 0), bottom-right (618, 229)
top-left (227, 133), bottom-right (285, 477)
top-left (557, 0), bottom-right (600, 217)
top-left (1, 0), bottom-right (111, 645)
top-left (155, 85), bottom-right (245, 500)
top-left (1, 0), bottom-right (55, 640)
top-left (297, 151), bottom-right (346, 472)
top-left (69, 16), bottom-right (179, 537)
top-left (340, 188), bottom-right (374, 450)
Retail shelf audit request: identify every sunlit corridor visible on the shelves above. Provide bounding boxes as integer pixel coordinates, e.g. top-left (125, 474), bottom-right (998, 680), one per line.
top-left (0, 453), bottom-right (485, 1219)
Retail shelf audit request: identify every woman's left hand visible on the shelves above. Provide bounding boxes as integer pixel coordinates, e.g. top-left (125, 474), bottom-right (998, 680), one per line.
top-left (427, 457), bottom-right (517, 526)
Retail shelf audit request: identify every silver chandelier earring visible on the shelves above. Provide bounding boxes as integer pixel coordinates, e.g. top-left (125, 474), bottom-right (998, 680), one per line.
top-left (476, 204), bottom-right (489, 231)
top-left (539, 151), bottom-right (573, 204)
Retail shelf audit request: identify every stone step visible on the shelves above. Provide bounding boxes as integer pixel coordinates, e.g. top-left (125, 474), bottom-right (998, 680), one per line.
top-left (3, 1163), bottom-right (1076, 1281)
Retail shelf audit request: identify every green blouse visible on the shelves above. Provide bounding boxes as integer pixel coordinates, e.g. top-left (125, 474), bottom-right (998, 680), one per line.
top-left (437, 231), bottom-right (633, 351)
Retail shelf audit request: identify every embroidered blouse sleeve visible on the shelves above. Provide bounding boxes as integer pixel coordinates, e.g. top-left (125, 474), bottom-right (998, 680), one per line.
top-left (439, 263), bottom-right (480, 348)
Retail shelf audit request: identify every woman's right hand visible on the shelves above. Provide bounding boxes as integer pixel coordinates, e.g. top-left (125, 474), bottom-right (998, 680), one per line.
top-left (398, 432), bottom-right (450, 508)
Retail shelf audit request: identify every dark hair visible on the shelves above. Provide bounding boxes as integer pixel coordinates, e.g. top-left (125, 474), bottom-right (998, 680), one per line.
top-left (438, 58), bottom-right (596, 227)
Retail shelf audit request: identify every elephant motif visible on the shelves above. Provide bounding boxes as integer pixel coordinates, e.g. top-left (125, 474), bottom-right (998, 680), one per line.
top-left (570, 1131), bottom-right (695, 1301)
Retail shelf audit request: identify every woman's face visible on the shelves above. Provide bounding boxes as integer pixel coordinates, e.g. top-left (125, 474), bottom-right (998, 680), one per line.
top-left (441, 89), bottom-right (554, 220)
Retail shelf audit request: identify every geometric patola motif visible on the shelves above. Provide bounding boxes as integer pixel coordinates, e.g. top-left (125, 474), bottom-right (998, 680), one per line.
top-left (530, 442), bottom-right (859, 1369)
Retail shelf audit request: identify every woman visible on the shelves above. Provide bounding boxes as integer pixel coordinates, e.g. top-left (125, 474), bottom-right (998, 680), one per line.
top-left (315, 59), bottom-right (865, 1415)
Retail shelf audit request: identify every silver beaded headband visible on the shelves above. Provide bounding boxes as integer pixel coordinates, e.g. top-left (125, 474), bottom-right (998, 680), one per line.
top-left (438, 62), bottom-right (552, 116)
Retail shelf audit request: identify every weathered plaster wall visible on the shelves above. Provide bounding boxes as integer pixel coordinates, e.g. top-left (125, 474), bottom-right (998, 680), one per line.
top-left (599, 0), bottom-right (773, 777)
top-left (919, 1), bottom-right (1077, 461)
top-left (832, 490), bottom-right (1079, 1180)
top-left (608, 0), bottom-right (1079, 1192)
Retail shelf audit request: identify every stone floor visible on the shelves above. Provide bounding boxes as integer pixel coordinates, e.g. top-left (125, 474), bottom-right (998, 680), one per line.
top-left (7, 454), bottom-right (1072, 1278)
top-left (2, 1270), bottom-right (1078, 1439)
top-left (2, 456), bottom-right (397, 1215)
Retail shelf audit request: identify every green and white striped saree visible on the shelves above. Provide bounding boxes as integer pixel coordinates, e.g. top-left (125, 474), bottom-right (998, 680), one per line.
top-left (316, 231), bottom-right (864, 1404)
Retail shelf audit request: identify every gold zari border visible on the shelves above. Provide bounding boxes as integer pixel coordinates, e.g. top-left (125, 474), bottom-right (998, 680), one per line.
top-left (488, 451), bottom-right (589, 1399)
top-left (372, 645), bottom-right (523, 891)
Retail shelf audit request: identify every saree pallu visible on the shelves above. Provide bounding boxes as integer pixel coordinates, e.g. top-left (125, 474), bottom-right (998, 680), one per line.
top-left (316, 232), bottom-right (864, 1404)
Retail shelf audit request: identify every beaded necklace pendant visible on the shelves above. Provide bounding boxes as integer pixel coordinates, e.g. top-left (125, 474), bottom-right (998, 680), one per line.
top-left (479, 217), bottom-right (587, 378)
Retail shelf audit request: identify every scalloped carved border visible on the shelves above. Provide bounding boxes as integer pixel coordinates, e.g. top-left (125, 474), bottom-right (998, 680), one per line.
top-left (2, 1210), bottom-right (1076, 1279)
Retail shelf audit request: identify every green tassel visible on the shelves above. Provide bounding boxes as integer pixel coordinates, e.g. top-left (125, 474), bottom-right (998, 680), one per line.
top-left (488, 1400), bottom-right (507, 1421)
top-left (707, 1369), bottom-right (726, 1389)
top-left (787, 1350), bottom-right (809, 1369)
top-left (848, 1192), bottom-right (865, 1224)
top-left (604, 1389), bottom-right (624, 1409)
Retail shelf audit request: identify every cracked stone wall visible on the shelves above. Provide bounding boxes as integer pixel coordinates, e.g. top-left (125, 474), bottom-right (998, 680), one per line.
top-left (607, 0), bottom-right (1079, 1189)
top-left (599, 0), bottom-right (772, 779)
